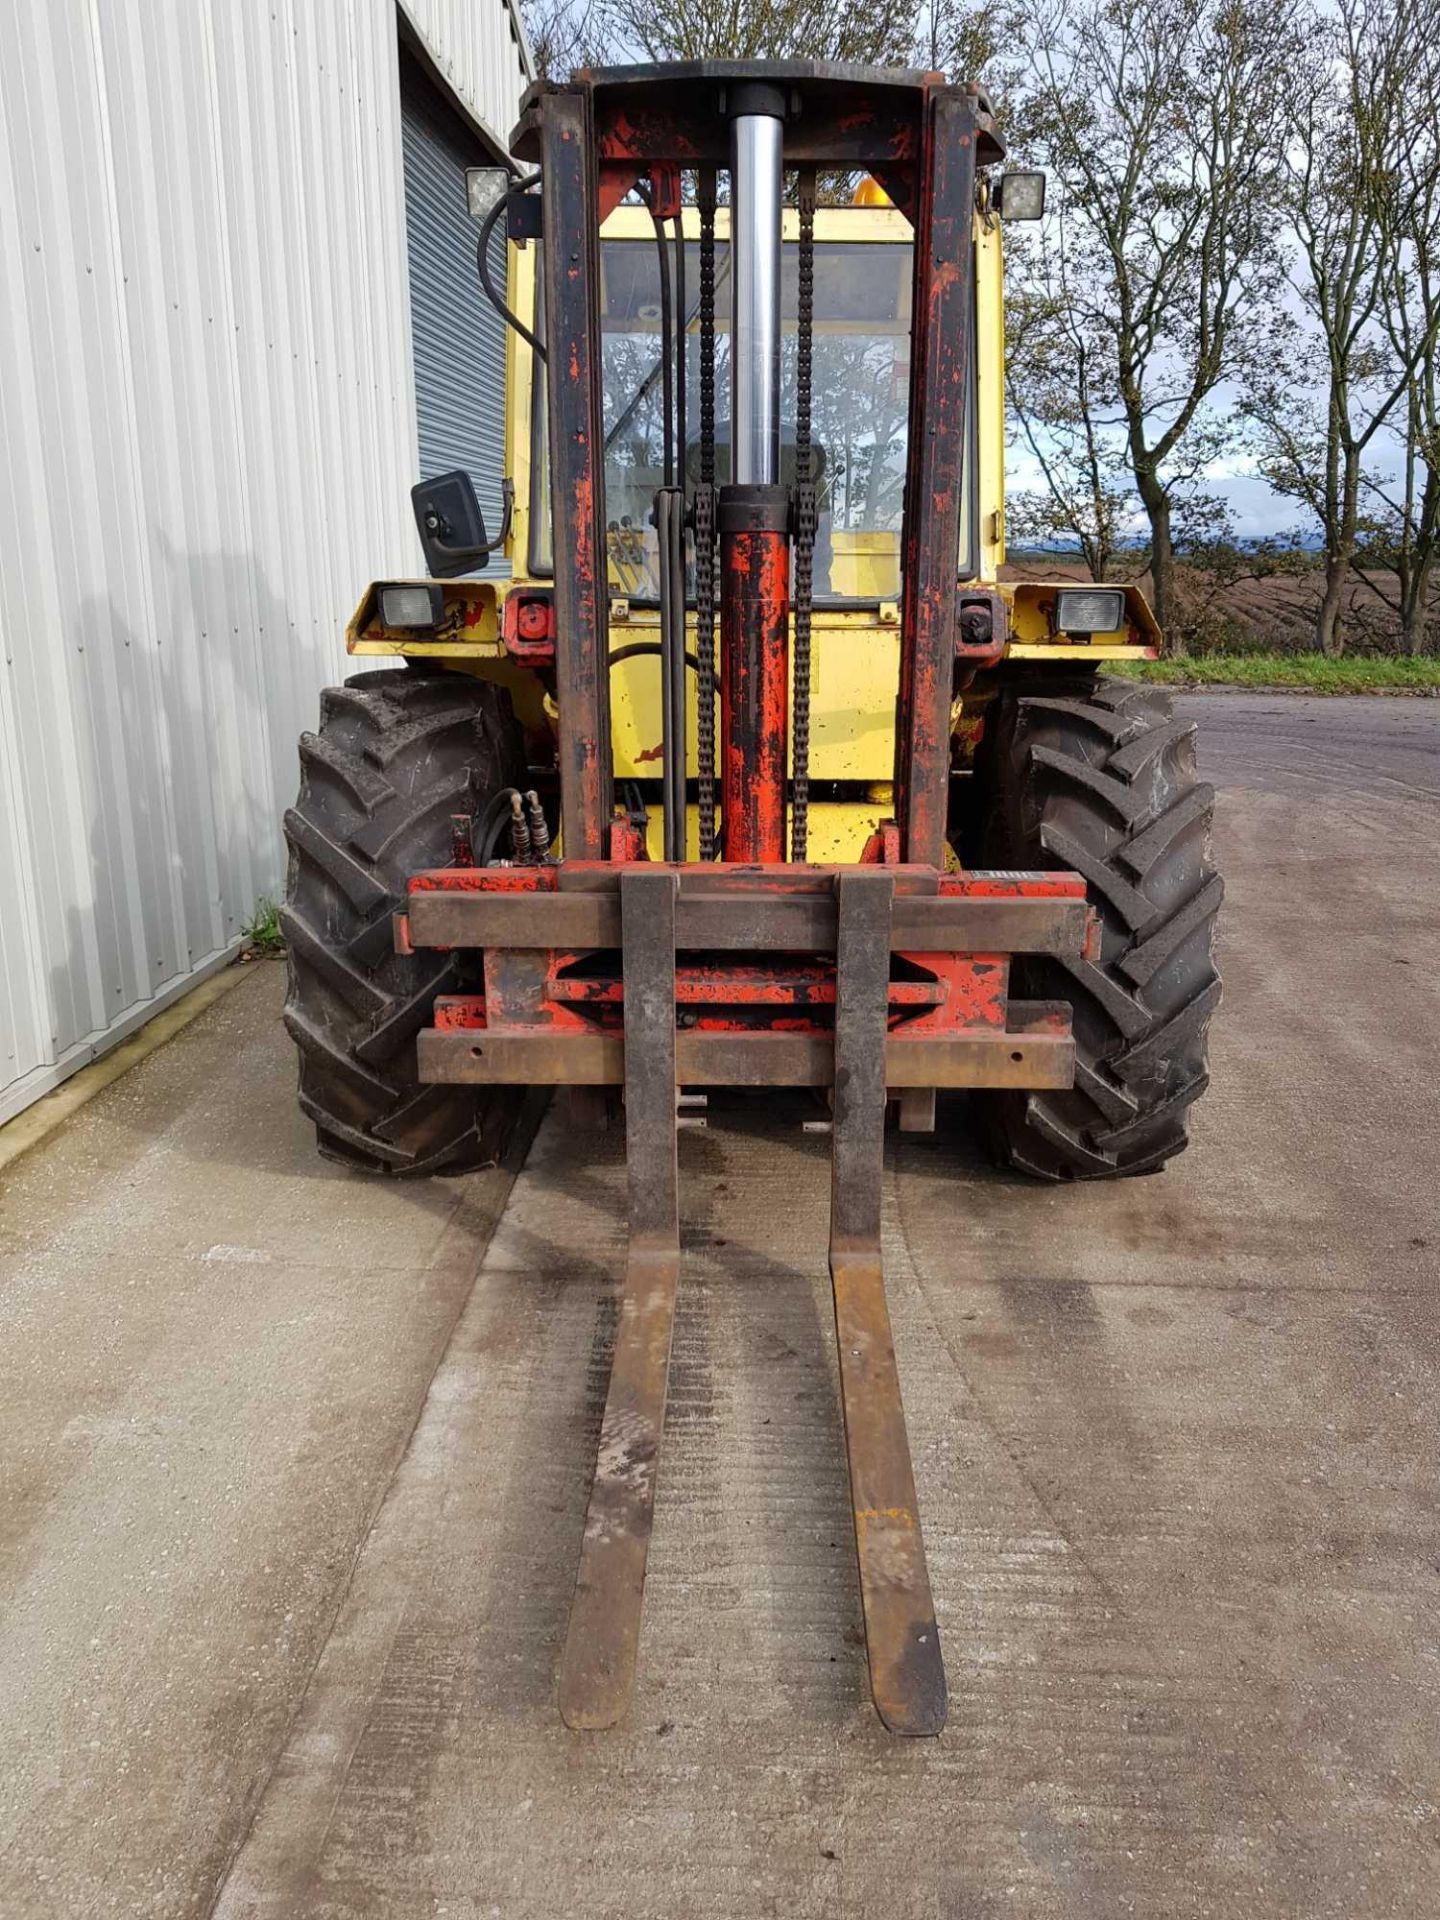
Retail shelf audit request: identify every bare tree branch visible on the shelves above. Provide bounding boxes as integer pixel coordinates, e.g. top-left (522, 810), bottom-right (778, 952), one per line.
top-left (1250, 0), bottom-right (1440, 653)
top-left (1003, 0), bottom-right (1303, 649)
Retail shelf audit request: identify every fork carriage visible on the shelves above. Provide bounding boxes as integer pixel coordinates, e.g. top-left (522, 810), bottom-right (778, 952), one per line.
top-left (406, 858), bottom-right (1087, 1733)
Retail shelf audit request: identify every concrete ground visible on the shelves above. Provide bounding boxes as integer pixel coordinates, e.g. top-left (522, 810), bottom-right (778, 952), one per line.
top-left (2, 694), bottom-right (1437, 1919)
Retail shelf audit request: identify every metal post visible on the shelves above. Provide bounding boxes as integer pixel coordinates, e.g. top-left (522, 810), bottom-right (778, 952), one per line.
top-left (894, 88), bottom-right (978, 870)
top-left (729, 93), bottom-right (784, 485)
top-left (721, 85), bottom-right (789, 861)
top-left (539, 87), bottom-right (612, 860)
top-left (719, 490), bottom-right (790, 861)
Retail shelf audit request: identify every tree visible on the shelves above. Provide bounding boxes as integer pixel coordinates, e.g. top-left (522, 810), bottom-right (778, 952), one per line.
top-left (1352, 302), bottom-right (1440, 654)
top-left (523, 0), bottom-right (605, 79)
top-left (1381, 138), bottom-right (1440, 654)
top-left (1252, 0), bottom-right (1440, 655)
top-left (1352, 10), bottom-right (1440, 658)
top-left (913, 0), bottom-right (1027, 98)
top-left (595, 0), bottom-right (916, 65)
top-left (1003, 215), bottom-right (1138, 577)
top-left (1003, 0), bottom-right (1301, 647)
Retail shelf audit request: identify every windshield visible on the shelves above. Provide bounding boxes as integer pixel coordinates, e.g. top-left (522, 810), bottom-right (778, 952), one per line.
top-left (530, 233), bottom-right (974, 599)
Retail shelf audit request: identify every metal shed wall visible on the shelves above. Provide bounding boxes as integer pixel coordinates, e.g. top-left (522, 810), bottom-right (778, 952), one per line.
top-left (0, 0), bottom-right (531, 1125)
top-left (401, 59), bottom-right (512, 572)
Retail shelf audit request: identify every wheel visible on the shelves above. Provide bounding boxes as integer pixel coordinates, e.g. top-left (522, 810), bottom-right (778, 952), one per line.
top-left (972, 674), bottom-right (1222, 1179)
top-left (281, 669), bottom-right (526, 1176)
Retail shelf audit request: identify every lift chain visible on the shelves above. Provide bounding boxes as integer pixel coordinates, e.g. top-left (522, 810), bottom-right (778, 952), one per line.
top-left (791, 168), bottom-right (818, 864)
top-left (694, 477), bottom-right (716, 856)
top-left (696, 167), bottom-right (719, 861)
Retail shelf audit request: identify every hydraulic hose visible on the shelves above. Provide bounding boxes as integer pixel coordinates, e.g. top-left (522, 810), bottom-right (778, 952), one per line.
top-left (476, 171), bottom-right (546, 365)
top-left (636, 183), bottom-right (675, 488)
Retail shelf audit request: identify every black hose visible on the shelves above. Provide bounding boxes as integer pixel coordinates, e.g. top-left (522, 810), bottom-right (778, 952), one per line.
top-left (672, 215), bottom-right (686, 500)
top-left (636, 184), bottom-right (674, 488)
top-left (476, 787), bottom-right (522, 865)
top-left (476, 172), bottom-right (546, 365)
top-left (665, 487), bottom-right (687, 859)
top-left (609, 642), bottom-right (701, 671)
top-left (655, 488), bottom-right (689, 861)
top-left (627, 186), bottom-right (690, 860)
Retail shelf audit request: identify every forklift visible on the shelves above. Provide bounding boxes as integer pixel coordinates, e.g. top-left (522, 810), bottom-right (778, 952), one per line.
top-left (282, 61), bottom-right (1222, 1734)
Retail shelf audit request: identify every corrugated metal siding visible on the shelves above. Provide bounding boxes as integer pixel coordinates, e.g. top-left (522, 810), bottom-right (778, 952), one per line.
top-left (401, 0), bottom-right (533, 154)
top-left (0, 0), bottom-right (529, 1125)
top-left (401, 71), bottom-right (511, 571)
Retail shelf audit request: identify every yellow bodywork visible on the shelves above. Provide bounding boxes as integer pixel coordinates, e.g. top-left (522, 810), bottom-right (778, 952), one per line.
top-left (349, 198), bottom-right (1158, 854)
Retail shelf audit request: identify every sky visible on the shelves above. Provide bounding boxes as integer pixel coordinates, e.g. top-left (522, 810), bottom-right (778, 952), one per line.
top-left (1006, 394), bottom-right (1414, 548)
top-left (1004, 439), bottom-right (1315, 543)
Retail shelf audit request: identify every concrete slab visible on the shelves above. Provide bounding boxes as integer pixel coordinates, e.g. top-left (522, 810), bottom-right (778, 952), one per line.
top-left (2, 694), bottom-right (1437, 1919)
top-left (0, 972), bottom-right (537, 1917)
top-left (211, 697), bottom-right (1440, 1920)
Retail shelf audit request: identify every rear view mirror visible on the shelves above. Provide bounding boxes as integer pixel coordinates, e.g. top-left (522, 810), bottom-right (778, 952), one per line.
top-left (412, 471), bottom-right (490, 578)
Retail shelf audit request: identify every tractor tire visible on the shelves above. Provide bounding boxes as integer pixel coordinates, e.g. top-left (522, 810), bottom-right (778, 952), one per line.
top-left (972, 674), bottom-right (1222, 1180)
top-left (281, 669), bottom-right (526, 1177)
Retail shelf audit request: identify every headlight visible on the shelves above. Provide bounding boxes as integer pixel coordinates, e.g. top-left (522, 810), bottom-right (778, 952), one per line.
top-left (1056, 588), bottom-right (1125, 636)
top-left (379, 584), bottom-right (444, 630)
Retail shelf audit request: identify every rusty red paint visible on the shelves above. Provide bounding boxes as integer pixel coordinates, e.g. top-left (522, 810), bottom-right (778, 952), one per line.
top-left (608, 817), bottom-right (647, 863)
top-left (486, 946), bottom-right (597, 1032)
top-left (549, 963), bottom-right (944, 1010)
top-left (720, 525), bottom-right (789, 863)
top-left (892, 953), bottom-right (1007, 1032)
top-left (859, 821), bottom-right (904, 867)
top-left (941, 873), bottom-right (1084, 899)
top-left (410, 862), bottom-right (1080, 900)
top-left (408, 866), bottom-right (557, 894)
top-left (418, 866), bottom-right (1080, 1089)
top-left (413, 865), bottom-right (1076, 1048)
top-left (598, 106), bottom-right (704, 163)
top-left (592, 99), bottom-right (919, 173)
top-left (435, 946), bottom-right (1022, 1039)
top-left (434, 996), bottom-right (487, 1031)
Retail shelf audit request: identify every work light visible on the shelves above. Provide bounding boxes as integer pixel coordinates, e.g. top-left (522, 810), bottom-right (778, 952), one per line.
top-left (1055, 588), bottom-right (1125, 635)
top-left (466, 167), bottom-right (511, 225)
top-left (379, 584), bottom-right (444, 630)
top-left (995, 170), bottom-right (1046, 222)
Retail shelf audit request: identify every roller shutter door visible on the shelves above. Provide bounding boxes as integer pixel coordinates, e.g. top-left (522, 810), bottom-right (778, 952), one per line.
top-left (400, 58), bottom-right (509, 576)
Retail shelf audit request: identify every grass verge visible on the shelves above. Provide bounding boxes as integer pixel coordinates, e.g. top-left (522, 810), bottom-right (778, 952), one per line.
top-left (1111, 653), bottom-right (1440, 693)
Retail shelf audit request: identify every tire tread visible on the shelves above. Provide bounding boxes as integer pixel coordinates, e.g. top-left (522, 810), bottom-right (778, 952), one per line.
top-left (283, 670), bottom-right (525, 1178)
top-left (973, 673), bottom-right (1222, 1180)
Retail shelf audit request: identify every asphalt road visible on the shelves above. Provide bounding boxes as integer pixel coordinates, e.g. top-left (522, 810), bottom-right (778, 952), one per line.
top-left (1, 693), bottom-right (1437, 1919)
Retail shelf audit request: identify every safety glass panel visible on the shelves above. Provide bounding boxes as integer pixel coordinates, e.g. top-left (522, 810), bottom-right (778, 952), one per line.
top-left (531, 237), bottom-right (977, 596)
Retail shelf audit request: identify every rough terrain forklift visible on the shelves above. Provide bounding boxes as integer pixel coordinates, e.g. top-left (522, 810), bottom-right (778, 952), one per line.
top-left (282, 61), bottom-right (1221, 1735)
